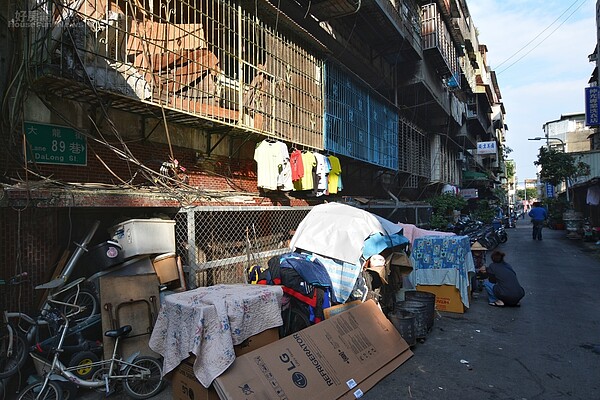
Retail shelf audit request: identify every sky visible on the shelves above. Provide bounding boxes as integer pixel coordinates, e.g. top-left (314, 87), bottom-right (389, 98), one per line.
top-left (468, 0), bottom-right (596, 186)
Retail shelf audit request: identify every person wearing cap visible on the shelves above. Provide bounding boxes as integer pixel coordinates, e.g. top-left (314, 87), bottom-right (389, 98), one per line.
top-left (481, 250), bottom-right (524, 307)
top-left (470, 241), bottom-right (487, 293)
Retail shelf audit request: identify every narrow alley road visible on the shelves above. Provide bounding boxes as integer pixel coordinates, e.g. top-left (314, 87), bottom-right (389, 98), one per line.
top-left (364, 221), bottom-right (600, 399)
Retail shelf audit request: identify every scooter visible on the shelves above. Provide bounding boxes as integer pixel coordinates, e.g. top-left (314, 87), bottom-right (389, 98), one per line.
top-left (492, 218), bottom-right (508, 244)
top-left (496, 224), bottom-right (508, 243)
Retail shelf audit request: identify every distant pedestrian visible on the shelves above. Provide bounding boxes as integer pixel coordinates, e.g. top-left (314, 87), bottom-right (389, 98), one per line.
top-left (481, 250), bottom-right (525, 307)
top-left (528, 202), bottom-right (547, 240)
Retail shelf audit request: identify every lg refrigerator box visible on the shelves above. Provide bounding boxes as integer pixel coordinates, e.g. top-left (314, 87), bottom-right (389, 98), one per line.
top-left (213, 300), bottom-right (413, 400)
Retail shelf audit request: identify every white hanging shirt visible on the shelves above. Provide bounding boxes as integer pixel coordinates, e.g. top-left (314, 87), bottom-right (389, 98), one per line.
top-left (277, 141), bottom-right (294, 192)
top-left (313, 152), bottom-right (331, 196)
top-left (254, 140), bottom-right (282, 190)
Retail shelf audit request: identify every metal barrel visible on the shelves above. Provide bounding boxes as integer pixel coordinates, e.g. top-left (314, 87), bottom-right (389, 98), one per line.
top-left (405, 290), bottom-right (436, 331)
top-left (395, 300), bottom-right (428, 339)
top-left (388, 309), bottom-right (416, 347)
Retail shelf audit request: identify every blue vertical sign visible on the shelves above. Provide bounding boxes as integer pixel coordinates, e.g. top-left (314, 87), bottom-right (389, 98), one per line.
top-left (585, 86), bottom-right (600, 126)
top-left (545, 183), bottom-right (554, 198)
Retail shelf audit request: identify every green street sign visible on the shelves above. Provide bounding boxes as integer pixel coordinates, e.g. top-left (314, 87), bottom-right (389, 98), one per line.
top-left (25, 122), bottom-right (87, 166)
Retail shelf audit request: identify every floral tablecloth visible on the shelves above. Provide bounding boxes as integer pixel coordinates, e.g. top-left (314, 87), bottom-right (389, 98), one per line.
top-left (409, 235), bottom-right (475, 308)
top-left (149, 284), bottom-right (283, 388)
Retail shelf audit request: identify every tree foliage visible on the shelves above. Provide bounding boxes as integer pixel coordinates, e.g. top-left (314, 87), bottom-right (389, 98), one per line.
top-left (534, 147), bottom-right (590, 187)
top-left (472, 200), bottom-right (496, 224)
top-left (427, 193), bottom-right (467, 230)
top-left (429, 193), bottom-right (467, 215)
top-left (505, 159), bottom-right (515, 181)
top-left (516, 188), bottom-right (537, 201)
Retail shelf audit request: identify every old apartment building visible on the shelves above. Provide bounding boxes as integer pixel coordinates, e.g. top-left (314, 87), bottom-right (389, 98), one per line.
top-left (0, 0), bottom-right (506, 307)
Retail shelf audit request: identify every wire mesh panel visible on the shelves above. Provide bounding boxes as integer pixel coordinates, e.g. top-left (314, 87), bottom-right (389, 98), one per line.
top-left (324, 63), bottom-right (398, 170)
top-left (175, 206), bottom-right (311, 287)
top-left (24, 0), bottom-right (323, 147)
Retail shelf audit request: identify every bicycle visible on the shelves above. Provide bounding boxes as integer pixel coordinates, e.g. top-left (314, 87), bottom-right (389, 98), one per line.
top-left (1, 274), bottom-right (100, 380)
top-left (1, 221), bottom-right (102, 380)
top-left (0, 272), bottom-right (30, 379)
top-left (18, 309), bottom-right (164, 400)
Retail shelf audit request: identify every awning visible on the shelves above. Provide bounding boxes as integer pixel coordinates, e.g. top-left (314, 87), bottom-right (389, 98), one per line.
top-left (463, 171), bottom-right (489, 181)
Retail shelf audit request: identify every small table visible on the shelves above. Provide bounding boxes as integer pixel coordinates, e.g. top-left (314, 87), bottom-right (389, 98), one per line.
top-left (410, 235), bottom-right (476, 309)
top-left (149, 283), bottom-right (283, 387)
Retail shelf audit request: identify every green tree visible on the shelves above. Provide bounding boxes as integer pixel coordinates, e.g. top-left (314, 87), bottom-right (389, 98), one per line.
top-left (472, 200), bottom-right (496, 224)
top-left (516, 188), bottom-right (536, 201)
top-left (427, 193), bottom-right (467, 230)
top-left (505, 159), bottom-right (516, 181)
top-left (534, 147), bottom-right (590, 187)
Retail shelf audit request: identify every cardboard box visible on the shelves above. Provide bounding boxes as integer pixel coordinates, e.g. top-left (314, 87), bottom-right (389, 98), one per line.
top-left (213, 300), bottom-right (413, 400)
top-left (416, 284), bottom-right (466, 314)
top-left (234, 328), bottom-right (280, 357)
top-left (171, 358), bottom-right (220, 400)
top-left (323, 300), bottom-right (362, 319)
top-left (171, 328), bottom-right (280, 400)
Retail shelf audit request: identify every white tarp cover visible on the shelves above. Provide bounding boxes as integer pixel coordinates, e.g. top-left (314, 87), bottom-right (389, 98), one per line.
top-left (289, 202), bottom-right (403, 266)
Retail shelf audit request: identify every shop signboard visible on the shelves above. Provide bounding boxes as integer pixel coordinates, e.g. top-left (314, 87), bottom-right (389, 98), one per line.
top-left (476, 141), bottom-right (496, 155)
top-left (585, 86), bottom-right (600, 126)
top-left (545, 182), bottom-right (554, 198)
top-left (461, 188), bottom-right (478, 199)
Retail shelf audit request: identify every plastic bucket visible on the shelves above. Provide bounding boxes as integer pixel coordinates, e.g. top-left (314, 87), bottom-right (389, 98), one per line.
top-left (395, 300), bottom-right (428, 339)
top-left (86, 240), bottom-right (124, 271)
top-left (152, 253), bottom-right (179, 284)
top-left (405, 290), bottom-right (436, 331)
top-left (388, 310), bottom-right (416, 347)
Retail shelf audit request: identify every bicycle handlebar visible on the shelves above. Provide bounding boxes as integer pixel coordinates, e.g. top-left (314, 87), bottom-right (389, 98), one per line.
top-left (0, 272), bottom-right (29, 286)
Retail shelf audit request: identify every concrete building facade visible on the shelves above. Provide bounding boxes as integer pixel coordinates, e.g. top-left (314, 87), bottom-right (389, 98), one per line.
top-left (0, 0), bottom-right (507, 312)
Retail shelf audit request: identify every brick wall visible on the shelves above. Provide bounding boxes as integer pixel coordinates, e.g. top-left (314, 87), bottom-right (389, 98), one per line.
top-left (0, 208), bottom-right (61, 313)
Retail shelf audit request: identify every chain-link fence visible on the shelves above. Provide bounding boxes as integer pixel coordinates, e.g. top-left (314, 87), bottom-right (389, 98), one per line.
top-left (174, 206), bottom-right (312, 288)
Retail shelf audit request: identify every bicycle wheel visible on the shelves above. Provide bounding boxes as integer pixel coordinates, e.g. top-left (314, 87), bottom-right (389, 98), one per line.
top-left (68, 350), bottom-right (100, 380)
top-left (17, 380), bottom-right (63, 400)
top-left (0, 323), bottom-right (28, 379)
top-left (60, 288), bottom-right (99, 323)
top-left (57, 381), bottom-right (78, 400)
top-left (123, 356), bottom-right (164, 399)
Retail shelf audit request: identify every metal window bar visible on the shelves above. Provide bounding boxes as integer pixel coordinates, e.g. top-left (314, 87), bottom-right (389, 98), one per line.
top-left (398, 116), bottom-right (430, 179)
top-left (420, 3), bottom-right (459, 80)
top-left (174, 206), bottom-right (311, 288)
top-left (324, 63), bottom-right (399, 170)
top-left (26, 0), bottom-right (323, 148)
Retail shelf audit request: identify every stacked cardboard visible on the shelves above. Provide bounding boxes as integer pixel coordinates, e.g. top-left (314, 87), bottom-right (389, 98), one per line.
top-left (213, 300), bottom-right (413, 400)
top-left (171, 328), bottom-right (280, 400)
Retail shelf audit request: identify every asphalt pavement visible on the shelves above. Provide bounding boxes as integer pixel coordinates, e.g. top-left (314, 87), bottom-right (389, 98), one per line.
top-left (5, 221), bottom-right (600, 400)
top-left (363, 221), bottom-right (600, 400)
